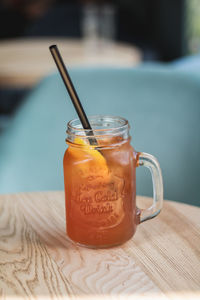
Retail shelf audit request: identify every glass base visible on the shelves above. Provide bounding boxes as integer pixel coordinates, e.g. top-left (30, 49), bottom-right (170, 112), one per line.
top-left (66, 231), bottom-right (135, 249)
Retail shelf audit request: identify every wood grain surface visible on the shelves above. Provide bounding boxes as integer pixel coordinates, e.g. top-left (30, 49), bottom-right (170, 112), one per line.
top-left (0, 191), bottom-right (200, 300)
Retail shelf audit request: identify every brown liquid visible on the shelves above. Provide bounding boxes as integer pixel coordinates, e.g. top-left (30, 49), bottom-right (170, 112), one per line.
top-left (63, 138), bottom-right (138, 247)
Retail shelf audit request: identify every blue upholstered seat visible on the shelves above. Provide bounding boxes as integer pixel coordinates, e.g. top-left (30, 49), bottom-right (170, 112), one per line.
top-left (0, 65), bottom-right (199, 206)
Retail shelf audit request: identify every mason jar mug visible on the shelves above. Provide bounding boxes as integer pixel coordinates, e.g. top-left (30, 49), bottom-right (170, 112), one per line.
top-left (63, 115), bottom-right (163, 248)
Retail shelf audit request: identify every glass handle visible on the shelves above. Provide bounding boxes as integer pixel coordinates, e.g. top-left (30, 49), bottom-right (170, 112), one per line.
top-left (137, 152), bottom-right (163, 223)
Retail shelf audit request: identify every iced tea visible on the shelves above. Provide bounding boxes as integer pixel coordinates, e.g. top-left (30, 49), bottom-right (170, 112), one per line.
top-left (63, 117), bottom-right (139, 247)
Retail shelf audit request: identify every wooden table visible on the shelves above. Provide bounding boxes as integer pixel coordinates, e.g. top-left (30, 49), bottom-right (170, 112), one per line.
top-left (0, 38), bottom-right (141, 88)
top-left (0, 191), bottom-right (200, 299)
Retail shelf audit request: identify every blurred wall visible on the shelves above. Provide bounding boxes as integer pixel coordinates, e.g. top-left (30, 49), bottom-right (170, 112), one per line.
top-left (0, 0), bottom-right (187, 61)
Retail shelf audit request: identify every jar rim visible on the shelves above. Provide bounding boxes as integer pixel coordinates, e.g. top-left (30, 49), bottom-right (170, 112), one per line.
top-left (67, 115), bottom-right (129, 134)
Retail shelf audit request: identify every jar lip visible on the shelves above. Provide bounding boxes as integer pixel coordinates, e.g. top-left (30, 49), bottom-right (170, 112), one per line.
top-left (67, 115), bottom-right (129, 134)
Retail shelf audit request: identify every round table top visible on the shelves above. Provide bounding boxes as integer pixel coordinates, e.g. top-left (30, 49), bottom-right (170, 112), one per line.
top-left (0, 191), bottom-right (199, 299)
top-left (0, 38), bottom-right (142, 87)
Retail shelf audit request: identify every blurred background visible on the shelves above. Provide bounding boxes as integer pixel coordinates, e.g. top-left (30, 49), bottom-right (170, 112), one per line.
top-left (0, 0), bottom-right (200, 121)
top-left (0, 0), bottom-right (200, 205)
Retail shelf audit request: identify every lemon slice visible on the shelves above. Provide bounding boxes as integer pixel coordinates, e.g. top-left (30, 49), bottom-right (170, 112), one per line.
top-left (68, 137), bottom-right (109, 177)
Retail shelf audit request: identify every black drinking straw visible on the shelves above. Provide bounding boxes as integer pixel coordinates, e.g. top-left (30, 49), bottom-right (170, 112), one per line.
top-left (49, 45), bottom-right (97, 146)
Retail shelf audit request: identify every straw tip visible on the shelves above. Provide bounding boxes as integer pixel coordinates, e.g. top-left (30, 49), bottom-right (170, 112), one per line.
top-left (49, 44), bottom-right (57, 50)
